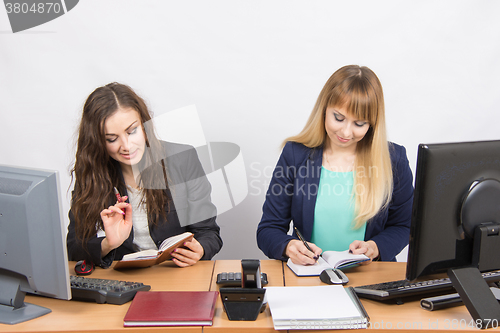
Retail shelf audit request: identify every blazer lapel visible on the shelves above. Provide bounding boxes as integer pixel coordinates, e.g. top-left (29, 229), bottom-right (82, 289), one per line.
top-left (301, 146), bottom-right (323, 241)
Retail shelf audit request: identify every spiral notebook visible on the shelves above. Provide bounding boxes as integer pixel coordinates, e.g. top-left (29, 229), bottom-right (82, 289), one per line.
top-left (265, 285), bottom-right (369, 330)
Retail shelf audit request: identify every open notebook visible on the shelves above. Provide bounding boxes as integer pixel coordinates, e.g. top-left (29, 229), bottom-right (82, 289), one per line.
top-left (287, 250), bottom-right (369, 276)
top-left (114, 232), bottom-right (193, 269)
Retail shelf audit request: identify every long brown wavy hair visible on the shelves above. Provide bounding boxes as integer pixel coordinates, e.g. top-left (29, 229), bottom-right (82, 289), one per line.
top-left (70, 82), bottom-right (170, 246)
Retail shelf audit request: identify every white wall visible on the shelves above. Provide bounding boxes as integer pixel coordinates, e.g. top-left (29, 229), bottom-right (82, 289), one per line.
top-left (1, 0), bottom-right (499, 261)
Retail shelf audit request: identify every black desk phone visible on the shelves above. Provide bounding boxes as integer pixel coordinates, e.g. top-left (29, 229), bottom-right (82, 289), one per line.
top-left (219, 259), bottom-right (267, 321)
top-left (216, 272), bottom-right (268, 287)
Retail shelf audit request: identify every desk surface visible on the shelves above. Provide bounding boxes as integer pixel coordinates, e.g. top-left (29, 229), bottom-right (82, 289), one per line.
top-left (284, 261), bottom-right (497, 332)
top-left (2, 261), bottom-right (216, 333)
top-left (1, 261), bottom-right (498, 333)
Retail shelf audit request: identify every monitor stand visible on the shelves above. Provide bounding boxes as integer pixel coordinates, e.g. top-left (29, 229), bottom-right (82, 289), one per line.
top-left (0, 303), bottom-right (51, 325)
top-left (448, 223), bottom-right (500, 330)
top-left (0, 276), bottom-right (51, 325)
top-left (448, 267), bottom-right (500, 329)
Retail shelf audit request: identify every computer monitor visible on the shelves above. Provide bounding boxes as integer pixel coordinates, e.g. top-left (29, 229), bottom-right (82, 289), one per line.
top-left (0, 165), bottom-right (70, 325)
top-left (406, 140), bottom-right (500, 327)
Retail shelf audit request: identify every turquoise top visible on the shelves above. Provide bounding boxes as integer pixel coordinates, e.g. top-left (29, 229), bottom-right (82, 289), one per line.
top-left (311, 167), bottom-right (366, 251)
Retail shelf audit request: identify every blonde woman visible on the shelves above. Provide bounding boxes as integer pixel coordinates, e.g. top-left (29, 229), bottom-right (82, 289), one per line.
top-left (256, 65), bottom-right (413, 265)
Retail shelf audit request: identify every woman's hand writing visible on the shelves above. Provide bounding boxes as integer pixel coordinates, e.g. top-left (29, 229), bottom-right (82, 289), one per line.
top-left (285, 239), bottom-right (322, 265)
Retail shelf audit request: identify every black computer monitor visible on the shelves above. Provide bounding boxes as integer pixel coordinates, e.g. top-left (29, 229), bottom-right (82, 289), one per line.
top-left (0, 165), bottom-right (71, 325)
top-left (406, 140), bottom-right (500, 327)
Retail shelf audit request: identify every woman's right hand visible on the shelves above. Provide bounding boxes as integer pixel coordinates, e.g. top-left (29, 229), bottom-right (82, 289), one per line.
top-left (99, 201), bottom-right (132, 257)
top-left (285, 239), bottom-right (322, 266)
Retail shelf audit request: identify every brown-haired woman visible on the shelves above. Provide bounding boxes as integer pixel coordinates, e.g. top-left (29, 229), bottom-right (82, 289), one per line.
top-left (67, 82), bottom-right (222, 268)
top-left (257, 65), bottom-right (413, 265)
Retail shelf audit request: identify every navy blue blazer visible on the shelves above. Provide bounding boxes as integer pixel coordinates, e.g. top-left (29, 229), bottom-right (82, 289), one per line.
top-left (256, 141), bottom-right (414, 261)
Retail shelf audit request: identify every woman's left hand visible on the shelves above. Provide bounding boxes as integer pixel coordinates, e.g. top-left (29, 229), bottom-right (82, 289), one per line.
top-left (348, 240), bottom-right (379, 264)
top-left (171, 237), bottom-right (205, 267)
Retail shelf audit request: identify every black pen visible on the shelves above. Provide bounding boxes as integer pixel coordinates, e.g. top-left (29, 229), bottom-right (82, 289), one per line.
top-left (294, 227), bottom-right (319, 260)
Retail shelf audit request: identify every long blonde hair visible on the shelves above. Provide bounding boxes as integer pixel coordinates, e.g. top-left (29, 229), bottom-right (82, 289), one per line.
top-left (286, 65), bottom-right (393, 228)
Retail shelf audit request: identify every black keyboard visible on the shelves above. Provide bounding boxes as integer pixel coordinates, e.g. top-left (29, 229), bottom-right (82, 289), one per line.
top-left (354, 270), bottom-right (500, 301)
top-left (70, 275), bottom-right (151, 305)
top-left (216, 272), bottom-right (268, 287)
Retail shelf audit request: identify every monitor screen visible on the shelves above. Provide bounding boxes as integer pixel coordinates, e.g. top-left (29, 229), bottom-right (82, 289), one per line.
top-left (0, 165), bottom-right (70, 325)
top-left (406, 140), bottom-right (500, 281)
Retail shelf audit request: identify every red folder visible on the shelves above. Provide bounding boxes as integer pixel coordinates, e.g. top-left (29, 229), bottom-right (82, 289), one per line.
top-left (123, 291), bottom-right (218, 327)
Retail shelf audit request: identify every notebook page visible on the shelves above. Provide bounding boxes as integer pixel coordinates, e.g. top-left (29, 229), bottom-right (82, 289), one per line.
top-left (286, 257), bottom-right (332, 276)
top-left (322, 250), bottom-right (369, 268)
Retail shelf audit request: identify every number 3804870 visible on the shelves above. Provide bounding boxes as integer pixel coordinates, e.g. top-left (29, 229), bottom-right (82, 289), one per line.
top-left (5, 2), bottom-right (62, 14)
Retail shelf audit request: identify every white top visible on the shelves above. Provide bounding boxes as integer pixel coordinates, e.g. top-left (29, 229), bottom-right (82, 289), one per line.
top-left (127, 186), bottom-right (157, 252)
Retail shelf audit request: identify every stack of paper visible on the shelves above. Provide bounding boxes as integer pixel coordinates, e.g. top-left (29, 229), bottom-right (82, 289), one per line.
top-left (265, 285), bottom-right (369, 330)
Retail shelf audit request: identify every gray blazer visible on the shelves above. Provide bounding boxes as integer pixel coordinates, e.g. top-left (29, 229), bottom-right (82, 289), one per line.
top-left (67, 141), bottom-right (222, 267)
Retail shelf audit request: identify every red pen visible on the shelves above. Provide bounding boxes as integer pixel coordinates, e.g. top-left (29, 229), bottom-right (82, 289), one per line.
top-left (113, 187), bottom-right (127, 215)
top-left (113, 187), bottom-right (122, 202)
